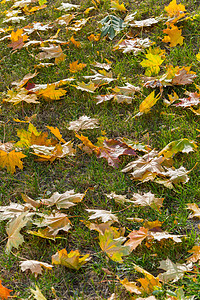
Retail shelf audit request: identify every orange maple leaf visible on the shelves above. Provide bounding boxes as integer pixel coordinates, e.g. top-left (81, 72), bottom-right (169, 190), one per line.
top-left (165, 0), bottom-right (186, 17)
top-left (0, 150), bottom-right (26, 174)
top-left (70, 36), bottom-right (81, 48)
top-left (0, 280), bottom-right (12, 300)
top-left (162, 25), bottom-right (184, 47)
top-left (69, 60), bottom-right (86, 73)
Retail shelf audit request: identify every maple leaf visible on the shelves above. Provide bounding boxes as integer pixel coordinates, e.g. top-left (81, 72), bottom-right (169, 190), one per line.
top-left (57, 3), bottom-right (80, 11)
top-left (174, 91), bottom-right (200, 107)
top-left (125, 227), bottom-right (149, 251)
top-left (187, 246), bottom-right (200, 263)
top-left (117, 277), bottom-right (141, 294)
top-left (84, 221), bottom-right (115, 235)
top-left (163, 25), bottom-right (184, 47)
top-left (69, 60), bottom-right (86, 73)
top-left (99, 229), bottom-right (130, 263)
top-left (106, 192), bottom-right (134, 205)
top-left (3, 88), bottom-right (39, 105)
top-left (52, 249), bottom-right (90, 270)
top-left (46, 126), bottom-right (66, 143)
top-left (158, 258), bottom-right (192, 282)
top-left (159, 138), bottom-right (197, 158)
top-left (187, 203), bottom-right (200, 219)
top-left (172, 67), bottom-right (197, 85)
top-left (74, 81), bottom-right (98, 93)
top-left (0, 141), bottom-right (14, 152)
top-left (140, 47), bottom-right (165, 76)
top-left (36, 44), bottom-right (66, 64)
top-left (110, 0), bottom-right (127, 12)
top-left (86, 209), bottom-right (118, 223)
top-left (37, 84), bottom-right (67, 100)
top-left (165, 0), bottom-right (186, 18)
top-left (21, 193), bottom-right (41, 209)
top-left (37, 212), bottom-right (71, 236)
top-left (114, 37), bottom-right (153, 54)
top-left (19, 260), bottom-right (53, 277)
top-left (130, 17), bottom-right (160, 28)
top-left (88, 33), bottom-right (101, 41)
top-left (12, 71), bottom-right (38, 89)
top-left (68, 115), bottom-right (99, 131)
top-left (150, 231), bottom-right (183, 243)
top-left (0, 202), bottom-right (31, 221)
top-left (83, 69), bottom-right (115, 85)
top-left (41, 190), bottom-right (84, 209)
top-left (8, 28), bottom-right (28, 50)
top-left (30, 285), bottom-right (47, 300)
top-left (6, 212), bottom-right (29, 253)
top-left (0, 149), bottom-right (26, 174)
top-left (0, 280), bottom-right (12, 300)
top-left (95, 94), bottom-right (115, 104)
top-left (131, 191), bottom-right (164, 210)
top-left (139, 91), bottom-right (160, 114)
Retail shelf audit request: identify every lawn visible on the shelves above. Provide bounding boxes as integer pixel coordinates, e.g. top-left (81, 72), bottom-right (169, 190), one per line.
top-left (0, 0), bottom-right (200, 299)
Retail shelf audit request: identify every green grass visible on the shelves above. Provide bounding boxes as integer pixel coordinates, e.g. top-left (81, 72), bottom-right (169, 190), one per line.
top-left (0, 0), bottom-right (200, 299)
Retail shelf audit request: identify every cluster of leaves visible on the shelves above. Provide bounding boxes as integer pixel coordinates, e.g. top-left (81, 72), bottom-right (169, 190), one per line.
top-left (0, 0), bottom-right (200, 299)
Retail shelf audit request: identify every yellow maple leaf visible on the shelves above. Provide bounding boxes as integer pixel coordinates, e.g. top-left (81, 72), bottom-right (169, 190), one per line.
top-left (37, 84), bottom-right (67, 100)
top-left (139, 91), bottom-right (160, 114)
top-left (3, 88), bottom-right (39, 105)
top-left (69, 60), bottom-right (86, 73)
top-left (0, 149), bottom-right (26, 174)
top-left (111, 0), bottom-right (127, 12)
top-left (163, 25), bottom-right (184, 47)
top-left (52, 249), bottom-right (91, 270)
top-left (88, 33), bottom-right (100, 41)
top-left (165, 0), bottom-right (186, 17)
top-left (46, 126), bottom-right (66, 143)
top-left (55, 52), bottom-right (66, 64)
top-left (140, 48), bottom-right (165, 76)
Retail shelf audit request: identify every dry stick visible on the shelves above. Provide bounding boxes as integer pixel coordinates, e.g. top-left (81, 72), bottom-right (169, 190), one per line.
top-left (113, 204), bottom-right (132, 214)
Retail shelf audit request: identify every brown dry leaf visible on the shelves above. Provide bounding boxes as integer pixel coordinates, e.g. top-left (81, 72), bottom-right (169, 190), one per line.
top-left (19, 260), bottom-right (53, 277)
top-left (131, 191), bottom-right (164, 210)
top-left (91, 61), bottom-right (112, 70)
top-left (21, 193), bottom-right (41, 209)
top-left (121, 150), bottom-right (165, 182)
top-left (125, 227), bottom-right (149, 251)
top-left (52, 249), bottom-right (90, 270)
top-left (86, 209), bottom-right (118, 223)
top-left (106, 192), bottom-right (132, 204)
top-left (174, 91), bottom-right (200, 107)
top-left (83, 69), bottom-right (115, 85)
top-left (158, 258), bottom-right (192, 282)
top-left (68, 115), bottom-right (99, 131)
top-left (37, 84), bottom-right (67, 100)
top-left (3, 88), bottom-right (39, 105)
top-left (114, 37), bottom-right (153, 54)
top-left (37, 213), bottom-right (71, 236)
top-left (31, 142), bottom-right (75, 162)
top-left (95, 94), bottom-right (115, 104)
top-left (187, 246), bottom-right (200, 263)
top-left (12, 71), bottom-right (38, 89)
top-left (187, 203), bottom-right (200, 219)
top-left (172, 67), bottom-right (197, 85)
top-left (69, 60), bottom-right (86, 73)
top-left (0, 149), bottom-right (26, 174)
top-left (150, 231), bottom-right (183, 243)
top-left (0, 141), bottom-right (14, 152)
top-left (36, 44), bottom-right (66, 64)
top-left (6, 212), bottom-right (29, 254)
top-left (41, 190), bottom-right (84, 209)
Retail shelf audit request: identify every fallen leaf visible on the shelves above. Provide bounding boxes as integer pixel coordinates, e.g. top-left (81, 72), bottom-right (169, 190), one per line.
top-left (3, 88), bottom-right (39, 105)
top-left (159, 138), bottom-right (197, 158)
top-left (163, 25), bottom-right (184, 47)
top-left (99, 229), bottom-right (130, 263)
top-left (37, 212), bottom-right (71, 236)
top-left (140, 47), bottom-right (165, 76)
top-left (68, 115), bottom-right (99, 131)
top-left (86, 209), bottom-right (118, 223)
top-left (6, 212), bottom-right (29, 253)
top-left (110, 0), bottom-right (127, 12)
top-left (187, 246), bottom-right (200, 263)
top-left (37, 84), bottom-right (67, 100)
top-left (165, 0), bottom-right (186, 18)
top-left (20, 260), bottom-right (53, 277)
top-left (118, 277), bottom-right (141, 294)
top-left (0, 149), bottom-right (26, 174)
top-left (74, 81), bottom-right (98, 93)
top-left (30, 285), bottom-right (47, 300)
top-left (187, 203), bottom-right (200, 219)
top-left (0, 280), bottom-right (12, 300)
top-left (69, 60), bottom-right (86, 73)
top-left (158, 258), bottom-right (192, 282)
top-left (172, 67), bottom-right (197, 85)
top-left (41, 190), bottom-right (84, 209)
top-left (46, 126), bottom-right (66, 143)
top-left (52, 249), bottom-right (90, 270)
top-left (125, 227), bottom-right (149, 251)
top-left (131, 191), bottom-right (164, 210)
top-left (139, 91), bottom-right (160, 114)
